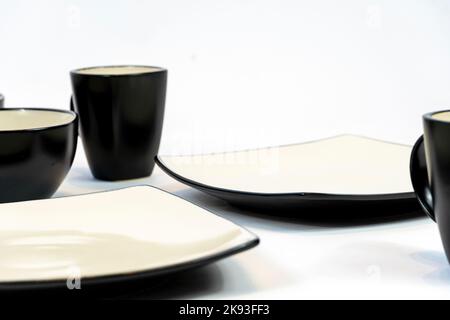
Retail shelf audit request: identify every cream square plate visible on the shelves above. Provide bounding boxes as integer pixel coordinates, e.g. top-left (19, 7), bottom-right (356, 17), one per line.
top-left (0, 186), bottom-right (258, 289)
top-left (156, 135), bottom-right (419, 216)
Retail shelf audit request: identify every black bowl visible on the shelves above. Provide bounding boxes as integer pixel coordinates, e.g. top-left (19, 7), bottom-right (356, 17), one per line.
top-left (0, 108), bottom-right (77, 203)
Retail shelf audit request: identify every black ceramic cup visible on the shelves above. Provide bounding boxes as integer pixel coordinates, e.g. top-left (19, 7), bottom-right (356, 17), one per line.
top-left (410, 110), bottom-right (450, 262)
top-left (0, 94), bottom-right (4, 108)
top-left (70, 65), bottom-right (167, 181)
top-left (0, 108), bottom-right (77, 203)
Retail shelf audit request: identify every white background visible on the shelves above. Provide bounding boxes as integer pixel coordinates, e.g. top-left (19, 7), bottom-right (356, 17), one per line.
top-left (1, 0), bottom-right (450, 154)
top-left (1, 0), bottom-right (450, 299)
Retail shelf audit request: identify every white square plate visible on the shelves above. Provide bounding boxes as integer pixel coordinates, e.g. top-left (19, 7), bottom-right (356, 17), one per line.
top-left (0, 186), bottom-right (258, 289)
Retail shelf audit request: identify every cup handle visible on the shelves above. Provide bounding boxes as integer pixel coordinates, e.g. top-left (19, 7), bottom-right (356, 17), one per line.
top-left (70, 96), bottom-right (79, 136)
top-left (410, 135), bottom-right (435, 221)
top-left (70, 96), bottom-right (75, 112)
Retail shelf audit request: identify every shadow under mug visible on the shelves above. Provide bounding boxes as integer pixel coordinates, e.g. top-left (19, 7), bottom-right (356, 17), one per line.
top-left (70, 65), bottom-right (167, 181)
top-left (410, 110), bottom-right (450, 263)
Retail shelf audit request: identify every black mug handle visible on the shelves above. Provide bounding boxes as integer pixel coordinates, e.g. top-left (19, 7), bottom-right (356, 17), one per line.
top-left (70, 96), bottom-right (79, 136)
top-left (410, 135), bottom-right (435, 221)
top-left (70, 96), bottom-right (75, 112)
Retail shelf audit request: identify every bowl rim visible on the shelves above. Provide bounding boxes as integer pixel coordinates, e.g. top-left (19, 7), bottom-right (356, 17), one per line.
top-left (0, 108), bottom-right (77, 133)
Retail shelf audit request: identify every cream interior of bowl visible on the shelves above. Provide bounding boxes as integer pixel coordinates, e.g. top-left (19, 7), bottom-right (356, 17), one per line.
top-left (0, 186), bottom-right (256, 283)
top-left (0, 110), bottom-right (75, 131)
top-left (74, 66), bottom-right (162, 75)
top-left (159, 135), bottom-right (413, 195)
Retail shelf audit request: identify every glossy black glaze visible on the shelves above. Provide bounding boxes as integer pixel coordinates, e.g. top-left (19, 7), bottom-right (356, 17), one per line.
top-left (0, 94), bottom-right (4, 108)
top-left (410, 110), bottom-right (450, 262)
top-left (155, 156), bottom-right (420, 219)
top-left (70, 66), bottom-right (167, 181)
top-left (0, 108), bottom-right (77, 203)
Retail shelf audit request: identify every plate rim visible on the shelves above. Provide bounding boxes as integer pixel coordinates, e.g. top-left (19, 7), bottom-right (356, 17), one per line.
top-left (155, 134), bottom-right (415, 201)
top-left (0, 185), bottom-right (259, 289)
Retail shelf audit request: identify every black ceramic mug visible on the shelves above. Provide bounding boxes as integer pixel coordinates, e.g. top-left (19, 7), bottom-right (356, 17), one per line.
top-left (70, 65), bottom-right (167, 181)
top-left (410, 110), bottom-right (450, 262)
top-left (0, 108), bottom-right (77, 202)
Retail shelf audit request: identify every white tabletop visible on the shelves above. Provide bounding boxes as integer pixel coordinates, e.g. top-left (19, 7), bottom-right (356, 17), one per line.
top-left (55, 144), bottom-right (448, 300)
